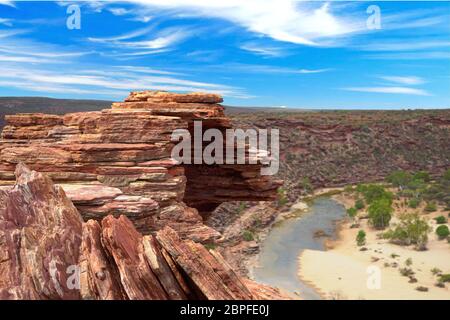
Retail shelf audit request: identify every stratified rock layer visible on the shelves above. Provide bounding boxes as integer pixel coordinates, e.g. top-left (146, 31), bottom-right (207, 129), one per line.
top-left (0, 91), bottom-right (281, 242)
top-left (0, 165), bottom-right (288, 300)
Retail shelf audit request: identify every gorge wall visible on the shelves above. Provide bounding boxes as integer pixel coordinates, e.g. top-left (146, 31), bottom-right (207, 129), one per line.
top-left (230, 110), bottom-right (450, 201)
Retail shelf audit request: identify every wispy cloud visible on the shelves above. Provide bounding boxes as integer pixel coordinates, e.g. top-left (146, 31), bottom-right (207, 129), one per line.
top-left (342, 86), bottom-right (431, 96)
top-left (379, 76), bottom-right (425, 86)
top-left (0, 63), bottom-right (249, 99)
top-left (357, 40), bottom-right (450, 52)
top-left (128, 0), bottom-right (366, 46)
top-left (240, 43), bottom-right (287, 57)
top-left (364, 51), bottom-right (450, 60)
top-left (0, 1), bottom-right (15, 8)
top-left (88, 26), bottom-right (191, 56)
top-left (298, 68), bottom-right (332, 74)
top-left (0, 18), bottom-right (13, 26)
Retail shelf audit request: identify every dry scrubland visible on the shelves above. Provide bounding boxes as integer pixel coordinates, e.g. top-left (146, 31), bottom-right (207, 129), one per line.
top-left (209, 109), bottom-right (449, 280)
top-left (299, 170), bottom-right (450, 300)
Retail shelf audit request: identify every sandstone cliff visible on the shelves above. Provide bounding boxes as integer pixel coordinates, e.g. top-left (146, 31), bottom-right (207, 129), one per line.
top-left (0, 91), bottom-right (281, 243)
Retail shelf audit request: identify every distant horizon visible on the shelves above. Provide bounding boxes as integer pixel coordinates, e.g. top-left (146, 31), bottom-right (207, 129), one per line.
top-left (1, 95), bottom-right (449, 111)
top-left (0, 1), bottom-right (449, 109)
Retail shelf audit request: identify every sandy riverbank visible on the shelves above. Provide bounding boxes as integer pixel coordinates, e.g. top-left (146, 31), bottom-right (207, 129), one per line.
top-left (298, 192), bottom-right (450, 300)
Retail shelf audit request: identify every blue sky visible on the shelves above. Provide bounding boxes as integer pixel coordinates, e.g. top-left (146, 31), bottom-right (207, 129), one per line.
top-left (0, 1), bottom-right (449, 109)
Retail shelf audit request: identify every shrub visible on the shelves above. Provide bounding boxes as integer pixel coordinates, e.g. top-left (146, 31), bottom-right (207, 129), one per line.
top-left (242, 230), bottom-right (255, 242)
top-left (424, 202), bottom-right (437, 212)
top-left (204, 243), bottom-right (217, 251)
top-left (431, 268), bottom-right (442, 276)
top-left (436, 225), bottom-right (450, 240)
top-left (383, 213), bottom-right (430, 250)
top-left (299, 177), bottom-right (313, 194)
top-left (399, 267), bottom-right (414, 277)
top-left (408, 198), bottom-right (420, 209)
top-left (277, 187), bottom-right (288, 207)
top-left (439, 274), bottom-right (450, 283)
top-left (356, 230), bottom-right (366, 246)
top-left (368, 198), bottom-right (393, 229)
top-left (362, 184), bottom-right (393, 205)
top-left (434, 215), bottom-right (447, 224)
top-left (413, 171), bottom-right (430, 182)
top-left (347, 207), bottom-right (357, 219)
top-left (344, 185), bottom-right (354, 193)
top-left (386, 170), bottom-right (412, 188)
top-left (405, 258), bottom-right (412, 266)
top-left (355, 199), bottom-right (365, 210)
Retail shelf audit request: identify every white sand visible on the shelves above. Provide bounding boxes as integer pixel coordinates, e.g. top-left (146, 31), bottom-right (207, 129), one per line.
top-left (298, 194), bottom-right (450, 300)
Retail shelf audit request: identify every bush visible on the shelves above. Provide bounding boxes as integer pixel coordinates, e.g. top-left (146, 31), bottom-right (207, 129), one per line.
top-left (356, 230), bottom-right (366, 246)
top-left (277, 187), bottom-right (288, 207)
top-left (368, 198), bottom-right (393, 229)
top-left (386, 170), bottom-right (412, 188)
top-left (361, 184), bottom-right (393, 205)
top-left (436, 225), bottom-right (450, 240)
top-left (424, 202), bottom-right (437, 212)
top-left (347, 207), bottom-right (357, 219)
top-left (299, 177), bottom-right (313, 194)
top-left (434, 215), bottom-right (447, 224)
top-left (413, 171), bottom-right (430, 182)
top-left (399, 267), bottom-right (414, 277)
top-left (242, 230), bottom-right (255, 241)
top-left (383, 213), bottom-right (430, 250)
top-left (355, 199), bottom-right (365, 210)
top-left (408, 198), bottom-right (420, 209)
top-left (439, 274), bottom-right (450, 283)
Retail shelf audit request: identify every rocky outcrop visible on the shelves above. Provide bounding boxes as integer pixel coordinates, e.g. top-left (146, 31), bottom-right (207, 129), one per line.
top-left (0, 165), bottom-right (288, 300)
top-left (0, 163), bottom-right (83, 300)
top-left (0, 91), bottom-right (281, 242)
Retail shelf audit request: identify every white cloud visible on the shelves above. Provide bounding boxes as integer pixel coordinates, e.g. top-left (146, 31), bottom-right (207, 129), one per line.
top-left (0, 1), bottom-right (15, 7)
top-left (298, 68), bottom-right (332, 74)
top-left (129, 0), bottom-right (366, 45)
top-left (240, 43), bottom-right (286, 57)
top-left (357, 40), bottom-right (450, 52)
top-left (0, 63), bottom-right (248, 99)
top-left (343, 86), bottom-right (431, 96)
top-left (364, 51), bottom-right (450, 60)
top-left (88, 26), bottom-right (190, 55)
top-left (108, 7), bottom-right (132, 16)
top-left (0, 18), bottom-right (12, 26)
top-left (380, 76), bottom-right (425, 86)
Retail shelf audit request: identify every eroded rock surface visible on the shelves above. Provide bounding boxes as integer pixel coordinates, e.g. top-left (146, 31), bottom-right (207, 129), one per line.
top-left (0, 91), bottom-right (281, 242)
top-left (0, 165), bottom-right (288, 300)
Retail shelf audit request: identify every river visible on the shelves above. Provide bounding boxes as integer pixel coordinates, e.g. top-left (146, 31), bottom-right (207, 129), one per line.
top-left (251, 197), bottom-right (346, 300)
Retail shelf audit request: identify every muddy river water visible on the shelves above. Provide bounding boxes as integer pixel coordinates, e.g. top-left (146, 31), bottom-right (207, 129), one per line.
top-left (252, 197), bottom-right (346, 299)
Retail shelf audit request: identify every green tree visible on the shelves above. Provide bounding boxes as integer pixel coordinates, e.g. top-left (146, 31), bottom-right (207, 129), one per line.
top-left (356, 230), bottom-right (366, 246)
top-left (424, 202), bottom-right (437, 212)
top-left (408, 198), bottom-right (420, 208)
top-left (436, 225), bottom-right (449, 240)
top-left (368, 198), bottom-right (393, 229)
top-left (413, 171), bottom-right (430, 182)
top-left (386, 170), bottom-right (412, 188)
top-left (355, 199), bottom-right (365, 210)
top-left (434, 215), bottom-right (447, 224)
top-left (362, 184), bottom-right (393, 205)
top-left (383, 213), bottom-right (430, 250)
top-left (347, 207), bottom-right (357, 220)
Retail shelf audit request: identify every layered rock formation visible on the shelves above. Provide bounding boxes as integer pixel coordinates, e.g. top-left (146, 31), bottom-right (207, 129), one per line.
top-left (0, 91), bottom-right (281, 242)
top-left (0, 164), bottom-right (287, 300)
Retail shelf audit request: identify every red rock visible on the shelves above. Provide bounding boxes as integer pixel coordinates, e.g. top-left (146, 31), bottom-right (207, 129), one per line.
top-left (0, 91), bottom-right (281, 242)
top-left (0, 163), bottom-right (83, 300)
